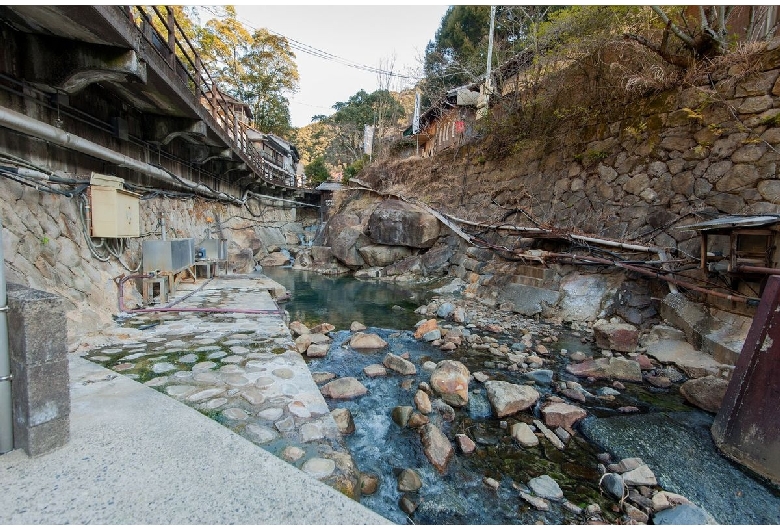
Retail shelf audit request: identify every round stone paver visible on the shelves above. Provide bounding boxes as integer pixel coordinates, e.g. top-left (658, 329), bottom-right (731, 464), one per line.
top-left (199, 397), bottom-right (228, 410)
top-left (280, 383), bottom-right (299, 396)
top-left (193, 372), bottom-right (220, 384)
top-left (186, 387), bottom-right (226, 403)
top-left (272, 368), bottom-right (295, 379)
top-left (230, 346), bottom-right (250, 355)
top-left (89, 355), bottom-right (111, 362)
top-left (192, 361), bottom-right (217, 372)
top-left (207, 351), bottom-right (227, 360)
top-left (300, 422), bottom-right (325, 442)
top-left (302, 458), bottom-right (336, 479)
top-left (223, 374), bottom-right (250, 387)
top-left (172, 371), bottom-right (193, 380)
top-left (166, 385), bottom-right (196, 398)
top-left (102, 348), bottom-right (122, 354)
top-left (221, 355), bottom-right (244, 364)
top-left (246, 423), bottom-right (278, 443)
top-left (288, 401), bottom-right (311, 418)
top-left (222, 408), bottom-right (250, 421)
top-left (283, 446), bottom-right (306, 462)
top-left (152, 362), bottom-right (177, 374)
top-left (179, 354), bottom-right (198, 363)
top-left (255, 377), bottom-right (275, 387)
top-left (244, 360), bottom-right (266, 372)
top-left (258, 407), bottom-right (284, 421)
top-left (144, 376), bottom-right (168, 387)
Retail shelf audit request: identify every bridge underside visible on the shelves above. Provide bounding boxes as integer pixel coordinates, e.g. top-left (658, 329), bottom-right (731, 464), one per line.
top-left (0, 5), bottom-right (319, 206)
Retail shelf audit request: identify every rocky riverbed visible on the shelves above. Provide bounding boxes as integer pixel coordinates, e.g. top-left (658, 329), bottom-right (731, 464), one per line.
top-left (292, 276), bottom-right (779, 525)
top-left (76, 271), bottom-right (779, 525)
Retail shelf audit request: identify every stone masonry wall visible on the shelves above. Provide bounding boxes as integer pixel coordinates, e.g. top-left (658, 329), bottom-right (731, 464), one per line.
top-left (0, 176), bottom-right (313, 345)
top-left (366, 43), bottom-right (780, 266)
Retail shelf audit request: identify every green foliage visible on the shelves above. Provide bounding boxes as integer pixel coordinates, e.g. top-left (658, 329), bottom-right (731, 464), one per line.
top-left (194, 6), bottom-right (299, 136)
top-left (574, 149), bottom-right (609, 167)
top-left (317, 89), bottom-right (405, 169)
top-left (343, 156), bottom-right (368, 182)
top-left (421, 6), bottom-right (563, 105)
top-left (304, 157), bottom-right (331, 186)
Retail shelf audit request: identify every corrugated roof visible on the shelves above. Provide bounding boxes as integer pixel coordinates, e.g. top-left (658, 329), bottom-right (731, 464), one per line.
top-left (679, 215), bottom-right (780, 231)
top-left (316, 182), bottom-right (343, 191)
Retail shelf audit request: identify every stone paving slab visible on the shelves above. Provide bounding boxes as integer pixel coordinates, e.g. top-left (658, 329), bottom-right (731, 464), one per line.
top-left (0, 275), bottom-right (389, 524)
top-left (0, 356), bottom-right (389, 525)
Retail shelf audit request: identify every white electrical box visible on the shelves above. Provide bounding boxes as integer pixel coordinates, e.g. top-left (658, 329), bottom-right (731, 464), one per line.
top-left (88, 173), bottom-right (140, 238)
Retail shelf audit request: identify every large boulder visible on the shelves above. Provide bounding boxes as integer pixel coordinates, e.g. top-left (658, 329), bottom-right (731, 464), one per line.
top-left (420, 423), bottom-right (454, 473)
top-left (484, 381), bottom-right (540, 417)
top-left (679, 375), bottom-right (729, 413)
top-left (383, 352), bottom-right (417, 375)
top-left (358, 245), bottom-right (412, 267)
top-left (350, 332), bottom-right (388, 350)
top-left (594, 322), bottom-right (640, 352)
top-left (541, 402), bottom-right (587, 434)
top-left (368, 199), bottom-right (440, 248)
top-left (430, 360), bottom-right (470, 407)
top-left (320, 377), bottom-right (368, 400)
top-left (322, 213), bottom-right (361, 245)
top-left (565, 357), bottom-right (643, 382)
top-left (330, 226), bottom-right (371, 267)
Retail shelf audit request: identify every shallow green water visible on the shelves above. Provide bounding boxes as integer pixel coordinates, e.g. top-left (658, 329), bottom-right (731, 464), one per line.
top-left (262, 267), bottom-right (437, 331)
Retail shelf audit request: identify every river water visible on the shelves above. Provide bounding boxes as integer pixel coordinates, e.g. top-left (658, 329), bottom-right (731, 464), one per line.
top-left (264, 268), bottom-right (667, 523)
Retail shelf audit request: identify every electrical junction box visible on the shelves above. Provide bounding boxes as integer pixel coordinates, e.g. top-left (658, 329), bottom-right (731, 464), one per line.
top-left (88, 173), bottom-right (140, 238)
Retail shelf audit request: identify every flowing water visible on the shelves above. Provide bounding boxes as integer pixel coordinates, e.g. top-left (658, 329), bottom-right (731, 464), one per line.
top-left (264, 267), bottom-right (695, 524)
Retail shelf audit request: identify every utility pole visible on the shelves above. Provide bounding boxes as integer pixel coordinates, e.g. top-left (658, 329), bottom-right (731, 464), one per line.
top-left (477, 6), bottom-right (496, 121)
top-left (486, 5), bottom-right (496, 95)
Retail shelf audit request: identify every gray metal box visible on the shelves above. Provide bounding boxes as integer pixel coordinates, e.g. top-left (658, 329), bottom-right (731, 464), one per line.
top-left (143, 238), bottom-right (194, 273)
top-left (197, 238), bottom-right (227, 260)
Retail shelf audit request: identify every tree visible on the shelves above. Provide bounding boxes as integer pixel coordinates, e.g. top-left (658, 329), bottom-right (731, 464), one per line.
top-left (196, 6), bottom-right (299, 136)
top-left (304, 156), bottom-right (331, 186)
top-left (318, 89), bottom-right (405, 169)
top-left (420, 6), bottom-right (563, 105)
top-left (625, 6), bottom-right (780, 68)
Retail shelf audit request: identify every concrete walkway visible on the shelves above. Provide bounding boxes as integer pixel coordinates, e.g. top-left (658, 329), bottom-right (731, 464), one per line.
top-left (0, 276), bottom-right (390, 525)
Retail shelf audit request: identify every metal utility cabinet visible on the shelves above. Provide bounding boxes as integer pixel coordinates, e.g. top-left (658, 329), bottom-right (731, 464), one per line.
top-left (88, 173), bottom-right (140, 238)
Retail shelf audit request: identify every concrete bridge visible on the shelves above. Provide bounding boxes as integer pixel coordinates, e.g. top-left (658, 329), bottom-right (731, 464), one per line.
top-left (0, 5), bottom-right (319, 206)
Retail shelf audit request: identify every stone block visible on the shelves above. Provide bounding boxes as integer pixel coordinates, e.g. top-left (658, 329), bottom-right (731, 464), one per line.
top-left (6, 284), bottom-right (69, 456)
top-left (12, 416), bottom-right (70, 457)
top-left (6, 284), bottom-right (66, 365)
top-left (11, 359), bottom-right (70, 427)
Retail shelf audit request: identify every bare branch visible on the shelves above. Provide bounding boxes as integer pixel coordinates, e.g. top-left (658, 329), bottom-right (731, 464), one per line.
top-left (651, 5), bottom-right (697, 47)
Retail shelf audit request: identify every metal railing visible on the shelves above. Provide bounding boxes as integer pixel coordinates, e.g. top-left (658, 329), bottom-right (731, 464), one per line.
top-left (123, 6), bottom-right (299, 190)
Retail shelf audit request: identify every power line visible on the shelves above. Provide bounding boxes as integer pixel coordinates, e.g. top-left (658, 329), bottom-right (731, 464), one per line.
top-left (201, 6), bottom-right (420, 81)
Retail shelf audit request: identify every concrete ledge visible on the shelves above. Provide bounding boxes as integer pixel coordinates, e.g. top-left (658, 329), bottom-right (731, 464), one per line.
top-left (0, 356), bottom-right (389, 524)
top-left (661, 293), bottom-right (744, 365)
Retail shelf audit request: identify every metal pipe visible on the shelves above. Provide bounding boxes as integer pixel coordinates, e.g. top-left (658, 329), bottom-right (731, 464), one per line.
top-left (0, 217), bottom-right (13, 453)
top-left (545, 251), bottom-right (757, 304)
top-left (0, 107), bottom-right (243, 205)
top-left (735, 264), bottom-right (780, 275)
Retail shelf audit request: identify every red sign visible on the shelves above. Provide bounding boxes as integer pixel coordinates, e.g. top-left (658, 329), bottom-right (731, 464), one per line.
top-left (455, 120), bottom-right (465, 134)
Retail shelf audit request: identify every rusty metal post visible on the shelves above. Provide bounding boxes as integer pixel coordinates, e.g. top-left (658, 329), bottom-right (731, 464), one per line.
top-left (712, 274), bottom-right (780, 485)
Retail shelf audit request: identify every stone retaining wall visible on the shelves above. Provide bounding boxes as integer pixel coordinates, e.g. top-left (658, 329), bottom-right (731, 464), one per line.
top-left (0, 176), bottom-right (314, 344)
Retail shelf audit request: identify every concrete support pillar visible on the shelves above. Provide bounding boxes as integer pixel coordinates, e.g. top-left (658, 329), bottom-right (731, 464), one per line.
top-left (7, 284), bottom-right (69, 456)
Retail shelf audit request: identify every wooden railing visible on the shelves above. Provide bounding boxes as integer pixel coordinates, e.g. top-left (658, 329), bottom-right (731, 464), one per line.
top-left (122, 6), bottom-right (297, 189)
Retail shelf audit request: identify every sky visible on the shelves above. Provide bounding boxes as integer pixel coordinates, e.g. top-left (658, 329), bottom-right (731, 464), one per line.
top-left (233, 5), bottom-right (451, 128)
